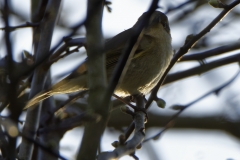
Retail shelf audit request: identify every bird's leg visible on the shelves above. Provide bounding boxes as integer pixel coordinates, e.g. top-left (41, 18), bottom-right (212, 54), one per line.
top-left (113, 94), bottom-right (148, 121)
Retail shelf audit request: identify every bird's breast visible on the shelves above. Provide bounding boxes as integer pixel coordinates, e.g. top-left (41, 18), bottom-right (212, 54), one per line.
top-left (114, 30), bottom-right (173, 97)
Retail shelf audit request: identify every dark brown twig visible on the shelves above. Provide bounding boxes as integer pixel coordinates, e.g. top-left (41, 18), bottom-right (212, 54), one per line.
top-left (123, 0), bottom-right (240, 146)
top-left (38, 112), bottom-right (100, 134)
top-left (98, 95), bottom-right (145, 160)
top-left (164, 52), bottom-right (240, 85)
top-left (2, 0), bottom-right (21, 159)
top-left (0, 22), bottom-right (39, 31)
top-left (146, 0), bottom-right (240, 109)
top-left (113, 94), bottom-right (138, 111)
top-left (40, 90), bottom-right (87, 126)
top-left (180, 41), bottom-right (240, 62)
top-left (144, 70), bottom-right (240, 142)
top-left (100, 0), bottom-right (160, 149)
top-left (165, 0), bottom-right (198, 14)
top-left (48, 46), bottom-right (80, 65)
top-left (20, 132), bottom-right (67, 160)
top-left (49, 37), bottom-right (86, 61)
top-left (19, 1), bottom-right (62, 159)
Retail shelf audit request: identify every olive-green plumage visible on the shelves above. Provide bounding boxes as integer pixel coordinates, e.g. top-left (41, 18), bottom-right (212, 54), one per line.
top-left (25, 11), bottom-right (173, 109)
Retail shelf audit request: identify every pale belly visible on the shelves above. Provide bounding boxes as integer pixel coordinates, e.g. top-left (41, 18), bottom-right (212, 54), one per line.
top-left (113, 49), bottom-right (172, 97)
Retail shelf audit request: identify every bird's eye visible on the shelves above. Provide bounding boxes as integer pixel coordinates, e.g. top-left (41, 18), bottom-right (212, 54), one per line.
top-left (161, 21), bottom-right (170, 34)
top-left (162, 22), bottom-right (167, 28)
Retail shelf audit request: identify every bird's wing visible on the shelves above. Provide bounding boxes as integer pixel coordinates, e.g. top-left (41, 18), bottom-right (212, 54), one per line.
top-left (66, 28), bottom-right (149, 78)
top-left (105, 47), bottom-right (123, 69)
top-left (105, 28), bottom-right (147, 69)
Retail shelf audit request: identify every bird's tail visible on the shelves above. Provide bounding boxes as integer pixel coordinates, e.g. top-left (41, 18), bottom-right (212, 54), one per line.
top-left (24, 90), bottom-right (53, 110)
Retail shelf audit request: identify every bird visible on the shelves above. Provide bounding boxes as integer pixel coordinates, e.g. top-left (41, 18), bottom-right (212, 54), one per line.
top-left (25, 11), bottom-right (173, 109)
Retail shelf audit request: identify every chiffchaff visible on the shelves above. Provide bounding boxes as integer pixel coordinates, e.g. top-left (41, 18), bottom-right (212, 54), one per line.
top-left (25, 11), bottom-right (173, 109)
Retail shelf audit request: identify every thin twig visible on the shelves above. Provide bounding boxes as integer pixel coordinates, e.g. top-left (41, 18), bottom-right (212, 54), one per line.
top-left (146, 0), bottom-right (240, 109)
top-left (0, 22), bottom-right (39, 31)
top-left (113, 94), bottom-right (138, 111)
top-left (10, 17), bottom-right (85, 81)
top-left (2, 0), bottom-right (22, 159)
top-left (100, 0), bottom-right (160, 147)
top-left (38, 112), bottom-right (100, 134)
top-left (40, 90), bottom-right (87, 126)
top-left (19, 1), bottom-right (62, 159)
top-left (180, 41), bottom-right (240, 61)
top-left (104, 1), bottom-right (159, 100)
top-left (123, 0), bottom-right (240, 147)
top-left (144, 70), bottom-right (240, 142)
top-left (20, 132), bottom-right (67, 160)
top-left (48, 46), bottom-right (80, 65)
top-left (165, 0), bottom-right (198, 14)
top-left (164, 52), bottom-right (240, 85)
top-left (48, 20), bottom-right (86, 56)
top-left (0, 126), bottom-right (8, 158)
top-left (49, 37), bottom-right (86, 61)
top-left (76, 0), bottom-right (107, 159)
top-left (98, 95), bottom-right (146, 160)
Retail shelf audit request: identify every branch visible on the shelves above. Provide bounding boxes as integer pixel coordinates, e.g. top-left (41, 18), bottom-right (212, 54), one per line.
top-left (38, 112), bottom-right (100, 134)
top-left (40, 91), bottom-right (87, 126)
top-left (121, 0), bottom-right (240, 146)
top-left (146, 0), bottom-right (240, 109)
top-left (2, 0), bottom-right (22, 159)
top-left (19, 1), bottom-right (62, 159)
top-left (20, 132), bottom-right (67, 160)
top-left (180, 41), bottom-right (240, 61)
top-left (144, 70), bottom-right (240, 142)
top-left (48, 46), bottom-right (80, 65)
top-left (165, 0), bottom-right (198, 14)
top-left (104, 0), bottom-right (159, 100)
top-left (98, 95), bottom-right (145, 160)
top-left (76, 0), bottom-right (106, 159)
top-left (0, 126), bottom-right (8, 157)
top-left (164, 52), bottom-right (240, 85)
top-left (78, 0), bottom-right (159, 159)
top-left (34, 71), bottom-right (57, 160)
top-left (48, 15), bottom-right (86, 57)
top-left (10, 13), bottom-right (85, 81)
top-left (97, 0), bottom-right (160, 153)
top-left (0, 22), bottom-right (39, 31)
top-left (108, 111), bottom-right (240, 139)
top-left (49, 37), bottom-right (86, 61)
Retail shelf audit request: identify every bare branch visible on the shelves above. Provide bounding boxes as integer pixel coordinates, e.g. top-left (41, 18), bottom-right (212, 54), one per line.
top-left (38, 112), bottom-right (100, 134)
top-left (2, 0), bottom-right (22, 158)
top-left (20, 132), bottom-right (67, 160)
top-left (98, 95), bottom-right (145, 160)
top-left (49, 37), bottom-right (86, 61)
top-left (19, 1), bottom-right (62, 159)
top-left (144, 70), bottom-right (240, 142)
top-left (0, 22), bottom-right (39, 31)
top-left (165, 0), bottom-right (198, 14)
top-left (76, 0), bottom-right (106, 159)
top-left (164, 52), bottom-right (240, 85)
top-left (146, 0), bottom-right (240, 109)
top-left (180, 41), bottom-right (240, 61)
